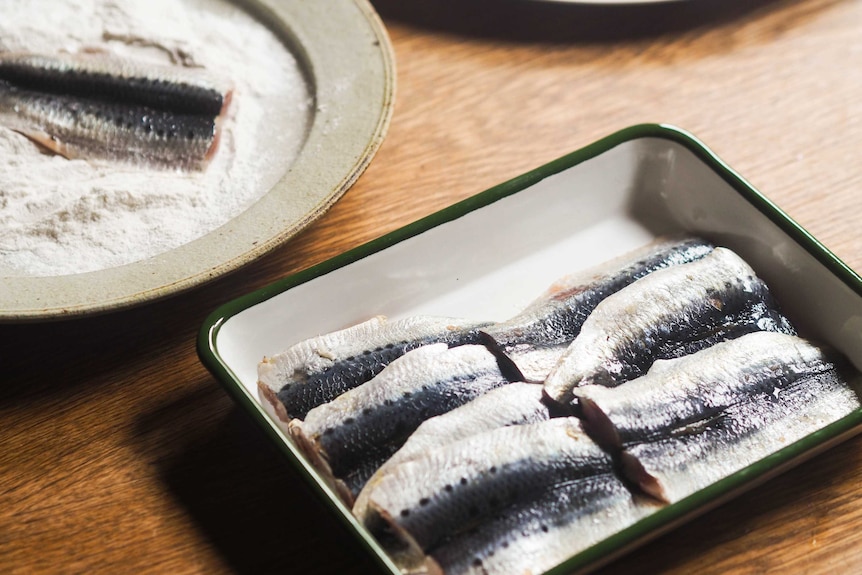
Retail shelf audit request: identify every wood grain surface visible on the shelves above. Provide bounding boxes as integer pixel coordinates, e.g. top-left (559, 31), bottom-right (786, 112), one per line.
top-left (3, 0), bottom-right (862, 573)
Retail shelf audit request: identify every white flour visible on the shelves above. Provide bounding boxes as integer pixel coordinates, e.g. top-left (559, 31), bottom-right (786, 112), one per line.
top-left (0, 0), bottom-right (312, 277)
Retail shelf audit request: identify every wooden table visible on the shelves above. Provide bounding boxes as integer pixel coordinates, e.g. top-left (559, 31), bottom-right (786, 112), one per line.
top-left (3, 0), bottom-right (862, 572)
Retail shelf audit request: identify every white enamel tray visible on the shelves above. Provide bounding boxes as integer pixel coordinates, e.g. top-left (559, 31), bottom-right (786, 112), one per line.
top-left (200, 124), bottom-right (862, 575)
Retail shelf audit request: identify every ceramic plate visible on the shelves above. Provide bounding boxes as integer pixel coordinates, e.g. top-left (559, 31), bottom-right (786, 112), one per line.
top-left (198, 124), bottom-right (862, 574)
top-left (0, 0), bottom-right (395, 322)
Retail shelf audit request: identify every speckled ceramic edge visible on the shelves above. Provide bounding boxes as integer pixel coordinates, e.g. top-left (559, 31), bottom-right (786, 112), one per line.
top-left (198, 124), bottom-right (862, 575)
top-left (0, 0), bottom-right (395, 323)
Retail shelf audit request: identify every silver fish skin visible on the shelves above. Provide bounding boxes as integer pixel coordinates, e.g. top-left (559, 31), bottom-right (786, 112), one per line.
top-left (258, 315), bottom-right (490, 422)
top-left (429, 471), bottom-right (653, 575)
top-left (573, 332), bottom-right (841, 452)
top-left (0, 84), bottom-right (218, 168)
top-left (0, 52), bottom-right (230, 169)
top-left (577, 332), bottom-right (861, 503)
top-left (544, 247), bottom-right (795, 406)
top-left (362, 418), bottom-right (612, 569)
top-left (290, 343), bottom-right (522, 504)
top-left (481, 236), bottom-right (714, 381)
top-left (353, 381), bottom-right (550, 521)
top-left (622, 372), bottom-right (859, 504)
top-left (260, 237), bottom-right (708, 420)
top-left (0, 53), bottom-right (230, 116)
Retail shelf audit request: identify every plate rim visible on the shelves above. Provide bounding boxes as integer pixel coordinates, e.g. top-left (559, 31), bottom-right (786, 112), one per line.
top-left (0, 0), bottom-right (396, 323)
top-left (198, 123), bottom-right (862, 574)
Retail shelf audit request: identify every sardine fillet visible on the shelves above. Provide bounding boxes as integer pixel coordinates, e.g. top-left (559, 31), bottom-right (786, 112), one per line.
top-left (0, 85), bottom-right (220, 168)
top-left (574, 332), bottom-right (840, 451)
top-left (570, 332), bottom-right (862, 503)
top-left (483, 236), bottom-right (713, 381)
top-left (622, 371), bottom-right (859, 503)
top-left (0, 52), bottom-right (231, 169)
top-left (0, 52), bottom-right (230, 115)
top-left (362, 418), bottom-right (612, 567)
top-left (353, 382), bottom-right (550, 521)
top-left (291, 344), bottom-right (520, 504)
top-left (258, 315), bottom-right (489, 422)
top-left (544, 247), bottom-right (794, 405)
top-left (429, 473), bottom-right (654, 575)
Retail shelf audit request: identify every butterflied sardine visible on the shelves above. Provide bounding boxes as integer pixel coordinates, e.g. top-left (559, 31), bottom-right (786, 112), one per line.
top-left (353, 381), bottom-right (550, 521)
top-left (429, 471), bottom-right (652, 575)
top-left (575, 332), bottom-right (860, 503)
top-left (544, 247), bottom-right (795, 406)
top-left (291, 343), bottom-right (525, 504)
top-left (258, 316), bottom-right (490, 422)
top-left (0, 52), bottom-right (230, 168)
top-left (361, 418), bottom-right (612, 571)
top-left (481, 236), bottom-right (713, 381)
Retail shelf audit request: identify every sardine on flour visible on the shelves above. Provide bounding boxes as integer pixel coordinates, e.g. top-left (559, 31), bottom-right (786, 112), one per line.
top-left (0, 52), bottom-right (231, 168)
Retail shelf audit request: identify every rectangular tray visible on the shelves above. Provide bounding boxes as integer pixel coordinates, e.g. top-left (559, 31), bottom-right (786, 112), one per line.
top-left (198, 124), bottom-right (862, 574)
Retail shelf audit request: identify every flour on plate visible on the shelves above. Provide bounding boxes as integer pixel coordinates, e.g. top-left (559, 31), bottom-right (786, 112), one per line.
top-left (0, 0), bottom-right (312, 277)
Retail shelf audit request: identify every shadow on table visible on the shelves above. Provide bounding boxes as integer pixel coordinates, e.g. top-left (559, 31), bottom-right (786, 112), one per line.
top-left (134, 388), bottom-right (382, 575)
top-left (0, 304), bottom-right (185, 403)
top-left (0, 239), bottom-right (296, 404)
top-left (371, 0), bottom-right (795, 43)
